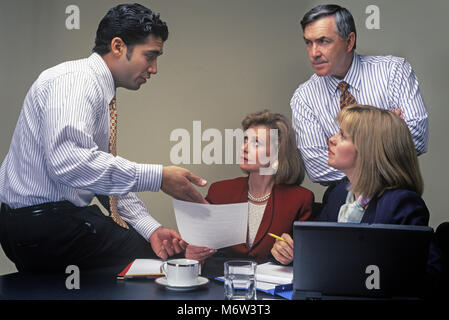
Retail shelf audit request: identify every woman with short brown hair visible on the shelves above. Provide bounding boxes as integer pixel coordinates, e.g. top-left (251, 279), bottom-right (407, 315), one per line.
top-left (186, 110), bottom-right (314, 261)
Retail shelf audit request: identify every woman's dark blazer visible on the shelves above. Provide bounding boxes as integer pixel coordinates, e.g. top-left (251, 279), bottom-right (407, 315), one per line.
top-left (206, 176), bottom-right (314, 260)
top-left (315, 181), bottom-right (429, 225)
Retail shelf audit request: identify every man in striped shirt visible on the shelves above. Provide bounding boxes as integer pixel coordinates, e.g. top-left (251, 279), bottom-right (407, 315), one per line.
top-left (0, 4), bottom-right (207, 272)
top-left (290, 5), bottom-right (428, 197)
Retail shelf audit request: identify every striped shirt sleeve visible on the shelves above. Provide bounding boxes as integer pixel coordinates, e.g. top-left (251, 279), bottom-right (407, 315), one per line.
top-left (118, 192), bottom-right (162, 241)
top-left (388, 58), bottom-right (428, 155)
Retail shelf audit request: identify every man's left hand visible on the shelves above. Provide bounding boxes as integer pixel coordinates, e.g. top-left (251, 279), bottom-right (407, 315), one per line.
top-left (149, 226), bottom-right (187, 259)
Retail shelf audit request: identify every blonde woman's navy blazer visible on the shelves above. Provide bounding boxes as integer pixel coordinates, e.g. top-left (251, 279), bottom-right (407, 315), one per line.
top-left (315, 181), bottom-right (429, 225)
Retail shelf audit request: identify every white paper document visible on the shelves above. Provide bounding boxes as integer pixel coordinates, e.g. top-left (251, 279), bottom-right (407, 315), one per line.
top-left (173, 199), bottom-right (248, 249)
top-left (256, 262), bottom-right (293, 285)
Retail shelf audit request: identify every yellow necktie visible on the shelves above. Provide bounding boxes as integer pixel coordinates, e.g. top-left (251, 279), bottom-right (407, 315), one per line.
top-left (108, 97), bottom-right (129, 229)
top-left (338, 81), bottom-right (357, 109)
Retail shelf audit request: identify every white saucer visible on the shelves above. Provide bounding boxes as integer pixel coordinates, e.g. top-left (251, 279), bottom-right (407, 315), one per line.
top-left (155, 276), bottom-right (209, 291)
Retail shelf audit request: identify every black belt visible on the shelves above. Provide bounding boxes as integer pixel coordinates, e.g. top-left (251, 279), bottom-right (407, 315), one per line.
top-left (0, 201), bottom-right (77, 216)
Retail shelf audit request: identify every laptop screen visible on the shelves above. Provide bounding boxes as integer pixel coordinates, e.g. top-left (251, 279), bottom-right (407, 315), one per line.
top-left (292, 221), bottom-right (433, 299)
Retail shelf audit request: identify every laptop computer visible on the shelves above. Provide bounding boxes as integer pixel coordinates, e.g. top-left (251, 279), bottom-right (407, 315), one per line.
top-left (292, 221), bottom-right (433, 300)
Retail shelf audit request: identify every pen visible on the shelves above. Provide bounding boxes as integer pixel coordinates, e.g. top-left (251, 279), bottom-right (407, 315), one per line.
top-left (268, 233), bottom-right (286, 242)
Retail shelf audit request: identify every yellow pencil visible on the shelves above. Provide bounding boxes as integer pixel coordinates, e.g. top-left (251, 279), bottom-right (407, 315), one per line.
top-left (268, 233), bottom-right (286, 242)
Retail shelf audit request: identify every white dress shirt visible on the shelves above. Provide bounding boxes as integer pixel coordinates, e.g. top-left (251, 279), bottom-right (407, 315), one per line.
top-left (0, 53), bottom-right (162, 241)
top-left (290, 52), bottom-right (429, 183)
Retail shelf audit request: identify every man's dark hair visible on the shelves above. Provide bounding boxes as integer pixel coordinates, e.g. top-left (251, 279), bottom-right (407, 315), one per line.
top-left (300, 4), bottom-right (357, 50)
top-left (93, 3), bottom-right (168, 56)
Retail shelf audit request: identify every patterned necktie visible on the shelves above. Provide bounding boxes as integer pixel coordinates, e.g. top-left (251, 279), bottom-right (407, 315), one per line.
top-left (108, 97), bottom-right (129, 229)
top-left (338, 81), bottom-right (357, 109)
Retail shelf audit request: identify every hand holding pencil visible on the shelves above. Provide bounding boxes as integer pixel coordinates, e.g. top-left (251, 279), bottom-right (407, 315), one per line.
top-left (270, 233), bottom-right (294, 265)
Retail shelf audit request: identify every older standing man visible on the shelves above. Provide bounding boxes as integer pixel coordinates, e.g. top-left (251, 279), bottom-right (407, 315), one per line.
top-left (290, 4), bottom-right (428, 202)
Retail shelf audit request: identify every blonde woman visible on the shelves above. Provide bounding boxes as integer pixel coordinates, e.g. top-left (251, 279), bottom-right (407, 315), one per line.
top-left (272, 104), bottom-right (430, 264)
top-left (186, 111), bottom-right (314, 261)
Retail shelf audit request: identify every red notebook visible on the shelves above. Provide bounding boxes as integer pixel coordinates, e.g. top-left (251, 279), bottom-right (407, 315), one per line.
top-left (117, 259), bottom-right (164, 279)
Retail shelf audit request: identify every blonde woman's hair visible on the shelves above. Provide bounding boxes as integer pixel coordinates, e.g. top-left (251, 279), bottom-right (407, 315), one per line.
top-left (336, 104), bottom-right (423, 198)
top-left (241, 110), bottom-right (305, 185)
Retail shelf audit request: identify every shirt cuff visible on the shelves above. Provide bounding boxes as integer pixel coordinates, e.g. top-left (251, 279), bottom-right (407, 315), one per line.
top-left (132, 215), bottom-right (162, 242)
top-left (135, 164), bottom-right (163, 192)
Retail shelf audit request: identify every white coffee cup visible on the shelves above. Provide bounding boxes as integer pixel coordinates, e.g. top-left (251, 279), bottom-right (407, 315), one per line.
top-left (160, 258), bottom-right (200, 286)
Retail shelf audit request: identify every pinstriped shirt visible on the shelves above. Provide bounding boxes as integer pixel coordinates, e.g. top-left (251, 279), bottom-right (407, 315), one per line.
top-left (290, 52), bottom-right (428, 183)
top-left (0, 53), bottom-right (162, 240)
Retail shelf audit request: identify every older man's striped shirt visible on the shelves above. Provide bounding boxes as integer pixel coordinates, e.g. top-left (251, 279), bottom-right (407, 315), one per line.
top-left (290, 53), bottom-right (428, 183)
top-left (0, 53), bottom-right (162, 241)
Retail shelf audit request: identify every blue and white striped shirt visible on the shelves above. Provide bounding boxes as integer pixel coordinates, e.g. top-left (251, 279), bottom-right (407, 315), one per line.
top-left (290, 52), bottom-right (429, 183)
top-left (0, 53), bottom-right (163, 241)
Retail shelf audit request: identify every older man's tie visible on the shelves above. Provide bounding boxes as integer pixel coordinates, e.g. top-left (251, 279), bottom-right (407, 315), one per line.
top-left (338, 81), bottom-right (357, 109)
top-left (108, 97), bottom-right (129, 229)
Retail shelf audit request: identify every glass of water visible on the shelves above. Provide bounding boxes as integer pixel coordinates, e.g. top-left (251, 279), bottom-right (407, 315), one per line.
top-left (224, 260), bottom-right (257, 300)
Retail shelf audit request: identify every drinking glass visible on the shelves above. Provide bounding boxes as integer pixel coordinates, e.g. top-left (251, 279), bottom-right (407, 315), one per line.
top-left (224, 260), bottom-right (257, 300)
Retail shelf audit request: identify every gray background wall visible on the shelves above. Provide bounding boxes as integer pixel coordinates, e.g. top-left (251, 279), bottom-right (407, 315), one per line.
top-left (0, 0), bottom-right (448, 275)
